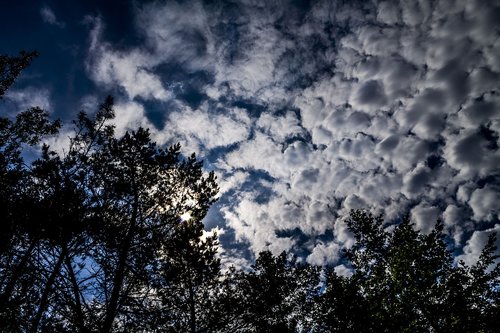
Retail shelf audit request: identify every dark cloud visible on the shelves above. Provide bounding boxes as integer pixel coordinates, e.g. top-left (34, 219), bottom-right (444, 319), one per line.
top-left (445, 130), bottom-right (499, 177)
top-left (433, 60), bottom-right (470, 102)
top-left (355, 80), bottom-right (387, 106)
top-left (404, 165), bottom-right (432, 197)
top-left (462, 100), bottom-right (498, 125)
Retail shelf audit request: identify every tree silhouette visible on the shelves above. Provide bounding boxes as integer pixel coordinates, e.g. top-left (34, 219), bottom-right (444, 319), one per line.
top-left (0, 51), bottom-right (38, 98)
top-left (315, 210), bottom-right (499, 332)
top-left (0, 53), bottom-right (220, 332)
top-left (230, 251), bottom-right (320, 332)
top-left (0, 52), bottom-right (61, 331)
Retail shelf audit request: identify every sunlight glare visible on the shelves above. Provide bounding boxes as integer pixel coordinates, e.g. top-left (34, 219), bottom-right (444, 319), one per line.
top-left (180, 212), bottom-right (192, 221)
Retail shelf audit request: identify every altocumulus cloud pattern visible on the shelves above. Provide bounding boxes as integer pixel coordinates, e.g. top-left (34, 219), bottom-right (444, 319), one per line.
top-left (4, 0), bottom-right (500, 268)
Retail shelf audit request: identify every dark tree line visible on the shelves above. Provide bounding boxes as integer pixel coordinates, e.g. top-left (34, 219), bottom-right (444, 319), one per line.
top-left (0, 52), bottom-right (498, 332)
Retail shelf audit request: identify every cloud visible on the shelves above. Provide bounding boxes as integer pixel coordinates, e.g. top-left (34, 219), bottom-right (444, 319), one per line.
top-left (443, 204), bottom-right (468, 245)
top-left (307, 241), bottom-right (341, 266)
top-left (444, 128), bottom-right (500, 178)
top-left (468, 185), bottom-right (500, 221)
top-left (411, 203), bottom-right (440, 234)
top-left (40, 5), bottom-right (65, 28)
top-left (403, 164), bottom-right (432, 198)
top-left (111, 100), bottom-right (155, 138)
top-left (221, 195), bottom-right (297, 255)
top-left (456, 224), bottom-right (500, 267)
top-left (86, 17), bottom-right (173, 102)
top-left (5, 87), bottom-right (52, 111)
top-left (82, 0), bottom-right (500, 264)
top-left (164, 104), bottom-right (252, 153)
top-left (352, 80), bottom-right (388, 109)
top-left (135, 0), bottom-right (213, 70)
top-left (334, 264), bottom-right (354, 278)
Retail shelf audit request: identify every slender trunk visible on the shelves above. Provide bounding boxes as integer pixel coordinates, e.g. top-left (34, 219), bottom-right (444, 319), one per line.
top-left (1, 239), bottom-right (37, 303)
top-left (31, 245), bottom-right (68, 333)
top-left (64, 245), bottom-right (87, 333)
top-left (100, 197), bottom-right (138, 333)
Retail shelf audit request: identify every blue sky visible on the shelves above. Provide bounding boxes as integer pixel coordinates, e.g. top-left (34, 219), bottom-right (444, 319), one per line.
top-left (1, 0), bottom-right (499, 269)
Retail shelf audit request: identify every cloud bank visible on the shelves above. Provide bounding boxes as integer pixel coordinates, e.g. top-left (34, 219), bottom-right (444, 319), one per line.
top-left (84, 0), bottom-right (500, 266)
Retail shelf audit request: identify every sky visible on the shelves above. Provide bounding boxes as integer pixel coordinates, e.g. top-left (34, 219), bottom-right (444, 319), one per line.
top-left (1, 0), bottom-right (499, 269)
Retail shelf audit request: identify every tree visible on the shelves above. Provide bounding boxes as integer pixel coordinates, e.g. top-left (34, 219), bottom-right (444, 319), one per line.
top-left (232, 251), bottom-right (320, 332)
top-left (312, 267), bottom-right (368, 332)
top-left (151, 218), bottom-right (223, 333)
top-left (1, 99), bottom-right (221, 332)
top-left (0, 51), bottom-right (221, 332)
top-left (0, 51), bottom-right (61, 332)
top-left (0, 50), bottom-right (59, 254)
top-left (28, 110), bottom-right (219, 333)
top-left (83, 126), bottom-right (219, 333)
top-left (0, 51), bottom-right (38, 98)
top-left (315, 210), bottom-right (500, 333)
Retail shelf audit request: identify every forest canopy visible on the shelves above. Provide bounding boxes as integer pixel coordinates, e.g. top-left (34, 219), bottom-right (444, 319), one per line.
top-left (0, 52), bottom-right (498, 332)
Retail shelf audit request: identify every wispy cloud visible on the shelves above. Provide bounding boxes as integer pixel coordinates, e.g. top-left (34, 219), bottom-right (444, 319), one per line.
top-left (40, 5), bottom-right (65, 28)
top-left (5, 87), bottom-right (52, 111)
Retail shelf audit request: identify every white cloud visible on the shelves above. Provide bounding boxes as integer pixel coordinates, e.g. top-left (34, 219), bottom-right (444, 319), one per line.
top-left (136, 0), bottom-right (214, 71)
top-left (377, 1), bottom-right (401, 25)
top-left (5, 87), bottom-right (52, 111)
top-left (40, 5), bottom-right (65, 27)
top-left (81, 0), bottom-right (500, 264)
top-left (456, 224), bottom-right (500, 267)
top-left (86, 17), bottom-right (173, 102)
top-left (307, 241), bottom-right (341, 266)
top-left (89, 47), bottom-right (171, 101)
top-left (256, 111), bottom-right (305, 143)
top-left (111, 101), bottom-right (156, 138)
top-left (444, 129), bottom-right (500, 178)
top-left (403, 164), bottom-right (432, 198)
top-left (43, 128), bottom-right (76, 156)
top-left (221, 196), bottom-right (297, 255)
top-left (468, 186), bottom-right (500, 221)
top-left (221, 131), bottom-right (289, 179)
top-left (334, 264), bottom-right (354, 278)
top-left (165, 105), bottom-right (252, 153)
top-left (411, 203), bottom-right (440, 234)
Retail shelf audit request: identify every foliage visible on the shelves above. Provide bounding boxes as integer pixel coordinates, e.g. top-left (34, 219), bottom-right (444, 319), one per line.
top-left (228, 251), bottom-right (320, 332)
top-left (0, 50), bottom-right (38, 98)
top-left (314, 210), bottom-right (500, 333)
top-left (0, 52), bottom-right (221, 332)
